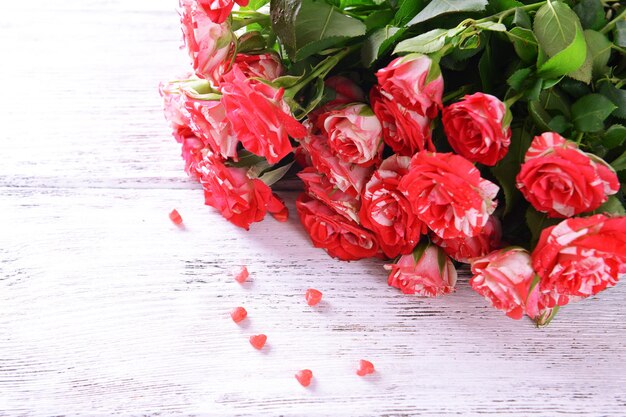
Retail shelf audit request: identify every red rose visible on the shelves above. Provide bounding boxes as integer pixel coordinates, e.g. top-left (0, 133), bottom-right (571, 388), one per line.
top-left (517, 132), bottom-right (619, 218)
top-left (385, 243), bottom-right (457, 297)
top-left (226, 53), bottom-right (284, 82)
top-left (296, 194), bottom-right (380, 261)
top-left (197, 154), bottom-right (286, 230)
top-left (298, 126), bottom-right (374, 197)
top-left (399, 152), bottom-right (499, 239)
top-left (442, 92), bottom-right (511, 166)
top-left (431, 216), bottom-right (502, 263)
top-left (198, 0), bottom-right (249, 24)
top-left (376, 53), bottom-right (443, 118)
top-left (220, 66), bottom-right (306, 164)
top-left (532, 214), bottom-right (626, 303)
top-left (298, 167), bottom-right (360, 223)
top-left (179, 0), bottom-right (234, 82)
top-left (470, 248), bottom-right (535, 319)
top-left (320, 103), bottom-right (383, 167)
top-left (359, 155), bottom-right (425, 258)
top-left (370, 87), bottom-right (434, 156)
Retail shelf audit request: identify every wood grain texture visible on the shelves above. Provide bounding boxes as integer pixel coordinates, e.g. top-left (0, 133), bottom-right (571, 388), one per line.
top-left (1, 1), bottom-right (625, 416)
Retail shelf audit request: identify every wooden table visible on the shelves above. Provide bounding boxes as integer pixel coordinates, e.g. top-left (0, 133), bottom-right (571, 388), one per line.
top-left (1, 1), bottom-right (625, 415)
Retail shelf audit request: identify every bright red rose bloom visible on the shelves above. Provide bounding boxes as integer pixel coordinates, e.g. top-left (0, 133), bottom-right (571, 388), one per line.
top-left (360, 155), bottom-right (425, 258)
top-left (517, 132), bottom-right (619, 218)
top-left (376, 53), bottom-right (443, 119)
top-left (470, 247), bottom-right (535, 319)
top-left (385, 244), bottom-right (457, 297)
top-left (532, 214), bottom-right (626, 303)
top-left (197, 155), bottom-right (285, 230)
top-left (220, 66), bottom-right (306, 164)
top-left (198, 0), bottom-right (249, 24)
top-left (431, 216), bottom-right (502, 263)
top-left (399, 152), bottom-right (499, 239)
top-left (370, 87), bottom-right (433, 156)
top-left (442, 92), bottom-right (511, 166)
top-left (179, 0), bottom-right (234, 82)
top-left (298, 167), bottom-right (360, 223)
top-left (296, 194), bottom-right (380, 261)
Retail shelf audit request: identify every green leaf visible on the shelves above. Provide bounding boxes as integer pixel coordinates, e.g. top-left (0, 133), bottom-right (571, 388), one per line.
top-left (507, 27), bottom-right (538, 63)
top-left (571, 94), bottom-right (617, 132)
top-left (589, 196), bottom-right (626, 216)
top-left (611, 149), bottom-right (626, 171)
top-left (615, 21), bottom-right (626, 48)
top-left (394, 0), bottom-right (424, 26)
top-left (242, 0), bottom-right (270, 10)
top-left (361, 26), bottom-right (403, 66)
top-left (475, 21), bottom-right (507, 32)
top-left (507, 67), bottom-right (533, 90)
top-left (491, 128), bottom-right (532, 215)
top-left (393, 28), bottom-right (449, 54)
top-left (585, 30), bottom-right (612, 78)
top-left (258, 162), bottom-right (295, 186)
top-left (406, 0), bottom-right (488, 26)
top-left (237, 31), bottom-right (267, 53)
top-left (526, 206), bottom-right (560, 249)
top-left (540, 88), bottom-right (571, 117)
top-left (270, 0), bottom-right (366, 62)
top-left (528, 99), bottom-right (552, 132)
top-left (365, 9), bottom-right (395, 32)
top-left (573, 0), bottom-right (606, 31)
top-left (533, 1), bottom-right (587, 79)
top-left (603, 125), bottom-right (626, 149)
top-left (598, 81), bottom-right (626, 120)
top-left (479, 44), bottom-right (493, 92)
top-left (547, 115), bottom-right (571, 133)
top-left (488, 0), bottom-right (524, 13)
top-left (513, 7), bottom-right (531, 29)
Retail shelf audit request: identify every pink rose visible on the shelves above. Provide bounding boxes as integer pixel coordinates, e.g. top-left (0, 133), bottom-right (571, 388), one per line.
top-left (198, 0), bottom-right (249, 24)
top-left (470, 248), bottom-right (535, 319)
top-left (159, 77), bottom-right (192, 129)
top-left (180, 81), bottom-right (238, 160)
top-left (532, 214), bottom-right (626, 303)
top-left (298, 126), bottom-right (374, 197)
top-left (359, 155), bottom-right (425, 258)
top-left (431, 216), bottom-right (502, 263)
top-left (517, 132), bottom-right (619, 218)
top-left (399, 152), bottom-right (499, 239)
top-left (220, 66), bottom-right (307, 164)
top-left (197, 154), bottom-right (286, 230)
top-left (298, 167), bottom-right (360, 223)
top-left (226, 53), bottom-right (284, 81)
top-left (296, 194), bottom-right (380, 261)
top-left (320, 103), bottom-right (383, 167)
top-left (370, 87), bottom-right (433, 156)
top-left (385, 244), bottom-right (457, 297)
top-left (376, 53), bottom-right (443, 118)
top-left (442, 93), bottom-right (511, 166)
top-left (179, 0), bottom-right (234, 82)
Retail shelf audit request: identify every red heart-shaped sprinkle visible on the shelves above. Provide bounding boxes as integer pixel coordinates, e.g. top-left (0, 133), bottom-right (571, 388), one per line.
top-left (305, 288), bottom-right (323, 306)
top-left (169, 209), bottom-right (183, 226)
top-left (295, 369), bottom-right (313, 387)
top-left (230, 307), bottom-right (247, 323)
top-left (356, 359), bottom-right (375, 376)
top-left (249, 334), bottom-right (267, 350)
top-left (234, 266), bottom-right (249, 284)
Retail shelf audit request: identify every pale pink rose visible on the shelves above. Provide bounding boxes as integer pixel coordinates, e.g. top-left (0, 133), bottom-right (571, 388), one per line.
top-left (431, 216), bottom-right (502, 263)
top-left (298, 167), bottom-right (360, 223)
top-left (442, 93), bottom-right (511, 166)
top-left (376, 53), bottom-right (444, 118)
top-left (298, 124), bottom-right (374, 197)
top-left (198, 0), bottom-right (249, 24)
top-left (385, 243), bottom-right (457, 297)
top-left (180, 81), bottom-right (238, 160)
top-left (470, 248), bottom-right (536, 319)
top-left (159, 77), bottom-right (192, 129)
top-left (180, 0), bottom-right (234, 82)
top-left (321, 103), bottom-right (383, 167)
top-left (517, 132), bottom-right (619, 217)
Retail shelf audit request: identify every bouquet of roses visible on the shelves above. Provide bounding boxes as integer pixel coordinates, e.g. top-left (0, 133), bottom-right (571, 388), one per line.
top-left (160, 0), bottom-right (626, 325)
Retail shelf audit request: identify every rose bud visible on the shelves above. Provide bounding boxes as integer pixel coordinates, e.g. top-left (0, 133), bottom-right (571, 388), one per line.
top-left (198, 0), bottom-right (249, 24)
top-left (398, 152), bottom-right (499, 240)
top-left (470, 248), bottom-right (536, 319)
top-left (320, 103), bottom-right (383, 167)
top-left (296, 194), bottom-right (380, 261)
top-left (376, 53), bottom-right (444, 119)
top-left (442, 93), bottom-right (512, 166)
top-left (298, 167), bottom-right (360, 223)
top-left (385, 243), bottom-right (457, 297)
top-left (360, 155), bottom-right (426, 258)
top-left (179, 0), bottom-right (234, 82)
top-left (431, 216), bottom-right (502, 263)
top-left (370, 87), bottom-right (434, 156)
top-left (532, 214), bottom-right (626, 303)
top-left (220, 66), bottom-right (307, 164)
top-left (516, 132), bottom-right (619, 218)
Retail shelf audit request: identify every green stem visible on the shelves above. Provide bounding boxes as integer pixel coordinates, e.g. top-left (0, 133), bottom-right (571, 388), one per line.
top-left (611, 44), bottom-right (626, 55)
top-left (575, 131), bottom-right (584, 145)
top-left (476, 1), bottom-right (546, 24)
top-left (600, 7), bottom-right (626, 34)
top-left (505, 92), bottom-right (525, 107)
top-left (442, 84), bottom-right (472, 103)
top-left (231, 15), bottom-right (271, 31)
